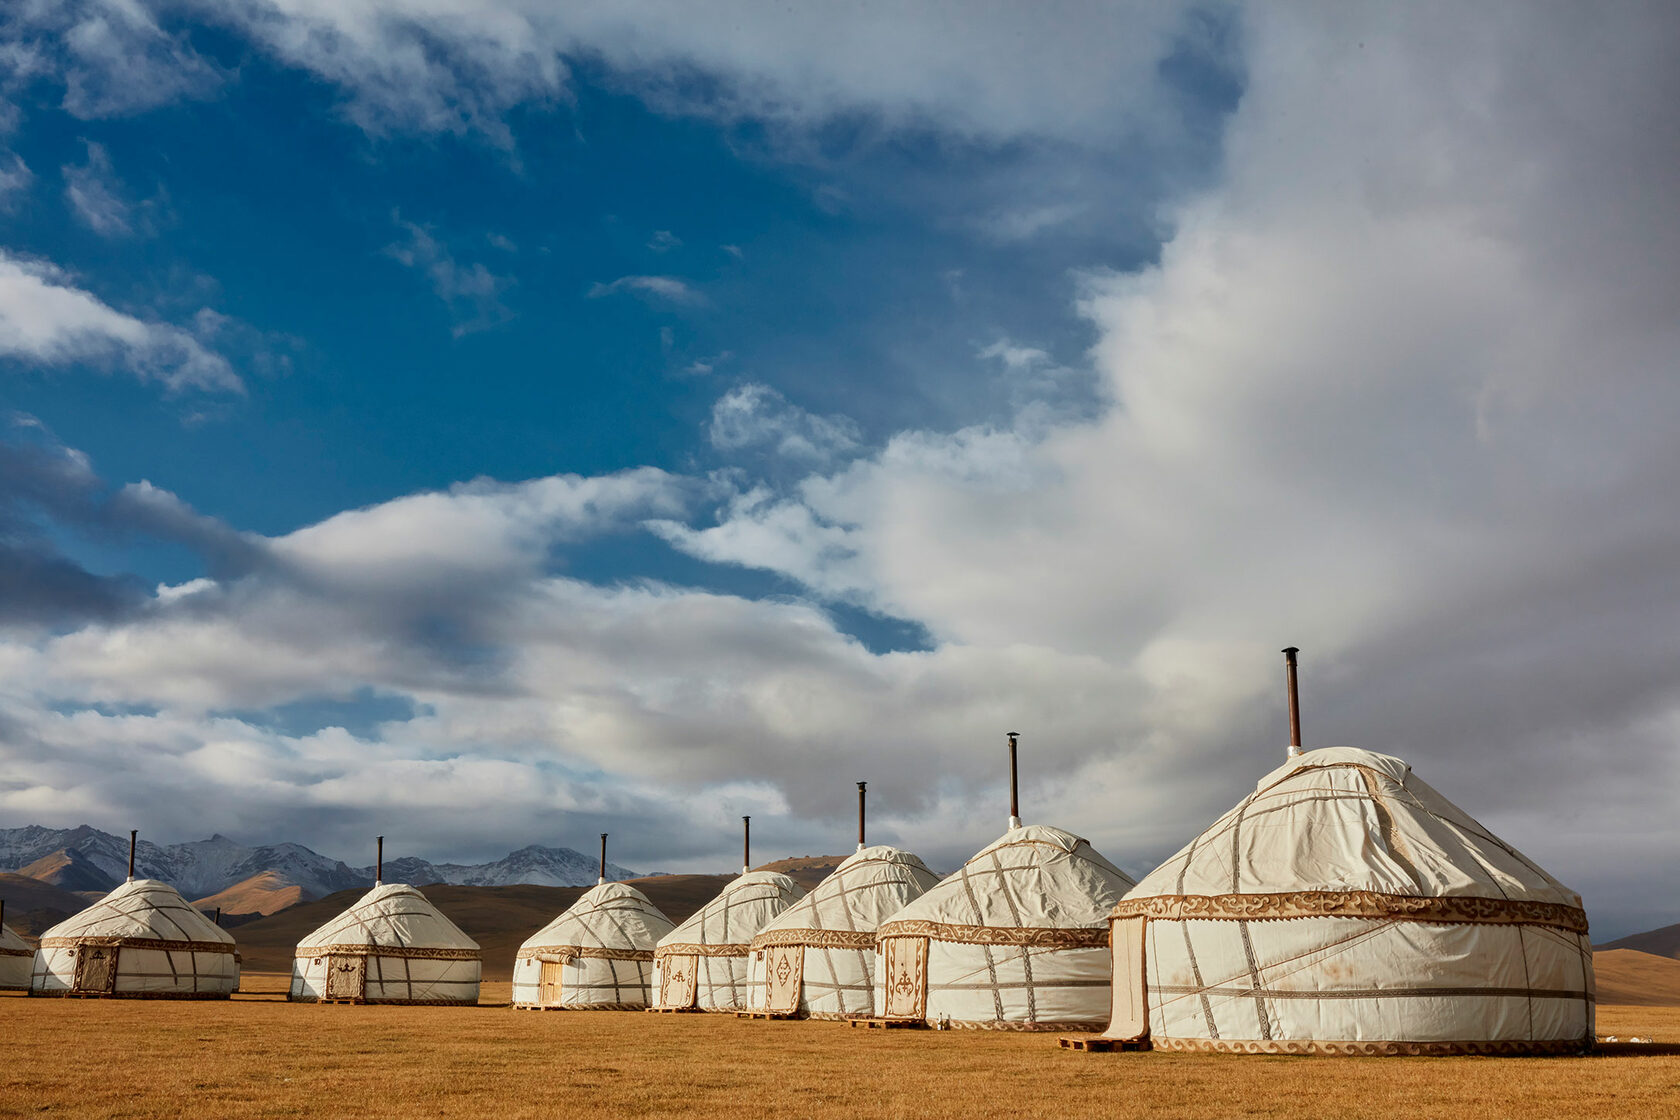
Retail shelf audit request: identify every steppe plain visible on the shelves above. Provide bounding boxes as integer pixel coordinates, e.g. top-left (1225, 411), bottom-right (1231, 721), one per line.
top-left (4, 954), bottom-right (1680, 1120)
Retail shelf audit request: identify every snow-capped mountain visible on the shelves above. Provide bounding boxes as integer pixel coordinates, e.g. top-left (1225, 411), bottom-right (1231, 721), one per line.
top-left (0, 826), bottom-right (640, 904)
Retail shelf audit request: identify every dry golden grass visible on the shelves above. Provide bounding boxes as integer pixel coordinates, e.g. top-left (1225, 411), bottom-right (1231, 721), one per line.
top-left (3, 973), bottom-right (1679, 1120)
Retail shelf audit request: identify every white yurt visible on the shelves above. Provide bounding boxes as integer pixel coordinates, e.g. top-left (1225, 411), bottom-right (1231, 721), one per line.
top-left (30, 880), bottom-right (239, 999)
top-left (2, 902), bottom-right (35, 991)
top-left (512, 835), bottom-right (675, 1010)
top-left (653, 817), bottom-right (805, 1011)
top-left (290, 840), bottom-right (481, 1005)
top-left (1102, 650), bottom-right (1594, 1055)
top-left (875, 824), bottom-right (1134, 1030)
top-left (747, 784), bottom-right (941, 1018)
top-left (873, 736), bottom-right (1136, 1031)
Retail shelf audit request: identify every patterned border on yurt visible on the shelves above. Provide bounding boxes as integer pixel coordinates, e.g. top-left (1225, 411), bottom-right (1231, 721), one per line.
top-left (751, 927), bottom-right (877, 951)
top-left (874, 920), bottom-right (1109, 949)
top-left (947, 1018), bottom-right (1110, 1033)
top-left (1150, 1035), bottom-right (1594, 1056)
top-left (38, 936), bottom-right (237, 955)
top-left (515, 945), bottom-right (653, 963)
top-left (29, 989), bottom-right (234, 1001)
top-left (294, 944), bottom-right (480, 961)
top-left (654, 942), bottom-right (751, 958)
top-left (1109, 891), bottom-right (1588, 934)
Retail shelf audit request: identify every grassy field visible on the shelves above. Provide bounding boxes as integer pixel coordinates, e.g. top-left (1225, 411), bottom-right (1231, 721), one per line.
top-left (3, 972), bottom-right (1679, 1120)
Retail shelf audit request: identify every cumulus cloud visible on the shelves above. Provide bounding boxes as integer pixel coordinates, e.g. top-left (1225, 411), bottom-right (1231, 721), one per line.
top-left (62, 140), bottom-right (134, 235)
top-left (587, 274), bottom-right (705, 306)
top-left (707, 382), bottom-right (861, 462)
top-left (0, 251), bottom-right (242, 392)
top-left (11, 0), bottom-right (222, 118)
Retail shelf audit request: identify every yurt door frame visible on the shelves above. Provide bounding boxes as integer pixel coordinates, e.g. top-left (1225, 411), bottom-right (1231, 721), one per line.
top-left (660, 954), bottom-right (698, 1009)
top-left (539, 959), bottom-right (565, 1006)
top-left (74, 945), bottom-right (119, 994)
top-left (1105, 916), bottom-right (1149, 1042)
top-left (881, 936), bottom-right (928, 1020)
top-left (326, 954), bottom-right (367, 1000)
top-left (764, 944), bottom-right (803, 1014)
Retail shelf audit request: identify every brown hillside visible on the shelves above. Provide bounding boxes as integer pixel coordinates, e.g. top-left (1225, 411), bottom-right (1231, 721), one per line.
top-left (0, 872), bottom-right (95, 937)
top-left (16, 848), bottom-right (118, 893)
top-left (194, 870), bottom-right (308, 917)
top-left (755, 855), bottom-right (845, 892)
top-left (1601, 922), bottom-right (1680, 960)
top-left (1593, 948), bottom-right (1680, 1006)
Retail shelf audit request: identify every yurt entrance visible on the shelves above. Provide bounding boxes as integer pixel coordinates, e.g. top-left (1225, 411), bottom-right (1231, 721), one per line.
top-left (539, 959), bottom-right (565, 1006)
top-left (1105, 916), bottom-right (1149, 1042)
top-left (880, 936), bottom-right (927, 1020)
top-left (659, 954), bottom-right (697, 1009)
top-left (73, 946), bottom-right (118, 994)
top-left (325, 954), bottom-right (366, 1001)
top-left (764, 945), bottom-right (802, 1014)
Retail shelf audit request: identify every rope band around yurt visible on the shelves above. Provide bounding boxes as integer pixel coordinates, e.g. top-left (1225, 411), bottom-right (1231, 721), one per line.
top-left (750, 927), bottom-right (878, 951)
top-left (515, 945), bottom-right (653, 963)
top-left (653, 942), bottom-right (752, 958)
top-left (1109, 891), bottom-right (1588, 934)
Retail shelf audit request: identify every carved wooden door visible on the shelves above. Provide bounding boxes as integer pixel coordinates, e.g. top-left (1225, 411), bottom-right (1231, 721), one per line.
top-left (880, 936), bottom-right (927, 1020)
top-left (539, 960), bottom-right (565, 1006)
top-left (764, 945), bottom-right (803, 1014)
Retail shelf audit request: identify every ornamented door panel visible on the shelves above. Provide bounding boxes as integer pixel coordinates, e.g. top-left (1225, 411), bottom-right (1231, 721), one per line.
top-left (765, 944), bottom-right (803, 1014)
top-left (881, 936), bottom-right (927, 1021)
top-left (325, 954), bottom-right (366, 1000)
top-left (539, 959), bottom-right (565, 1006)
top-left (659, 953), bottom-right (697, 1009)
top-left (74, 946), bottom-right (118, 994)
top-left (1104, 917), bottom-right (1149, 1042)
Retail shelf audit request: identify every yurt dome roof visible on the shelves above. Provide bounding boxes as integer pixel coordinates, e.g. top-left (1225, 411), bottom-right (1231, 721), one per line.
top-left (38, 879), bottom-right (234, 945)
top-left (659, 870), bottom-right (804, 951)
top-left (520, 881), bottom-right (673, 953)
top-left (752, 845), bottom-right (938, 947)
top-left (296, 882), bottom-right (478, 953)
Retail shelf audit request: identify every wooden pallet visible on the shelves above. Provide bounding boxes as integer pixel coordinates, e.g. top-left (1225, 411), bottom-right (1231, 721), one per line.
top-left (848, 1017), bottom-right (924, 1030)
top-left (1058, 1036), bottom-right (1148, 1052)
top-left (735, 1010), bottom-right (795, 1020)
top-left (511, 1004), bottom-right (566, 1011)
top-left (645, 1006), bottom-right (702, 1014)
top-left (318, 999), bottom-right (365, 1006)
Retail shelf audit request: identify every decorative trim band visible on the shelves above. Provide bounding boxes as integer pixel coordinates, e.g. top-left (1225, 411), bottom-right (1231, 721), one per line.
top-left (288, 994), bottom-right (478, 1006)
top-left (515, 946), bottom-right (654, 963)
top-left (512, 1001), bottom-right (647, 1012)
top-left (654, 943), bottom-right (751, 959)
top-left (874, 920), bottom-right (1109, 949)
top-left (1149, 1035), bottom-right (1593, 1057)
top-left (1110, 891), bottom-right (1589, 934)
top-left (0, 947), bottom-right (33, 958)
top-left (28, 989), bottom-right (233, 1001)
top-left (751, 928), bottom-right (877, 951)
top-left (945, 1018), bottom-right (1108, 1033)
top-left (294, 944), bottom-right (481, 961)
top-left (1149, 983), bottom-right (1593, 1003)
top-left (38, 937), bottom-right (236, 955)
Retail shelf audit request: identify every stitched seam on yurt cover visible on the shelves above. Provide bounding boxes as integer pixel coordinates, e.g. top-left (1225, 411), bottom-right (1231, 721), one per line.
top-left (1226, 793), bottom-right (1273, 1040)
top-left (1109, 891), bottom-right (1589, 933)
top-left (1174, 814), bottom-right (1220, 1039)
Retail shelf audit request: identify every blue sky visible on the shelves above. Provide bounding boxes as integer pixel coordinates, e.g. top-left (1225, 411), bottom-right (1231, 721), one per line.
top-left (1, 2), bottom-right (1678, 940)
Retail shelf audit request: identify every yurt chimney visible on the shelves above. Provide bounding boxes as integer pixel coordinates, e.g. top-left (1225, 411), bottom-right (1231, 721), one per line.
top-left (857, 781), bottom-right (867, 851)
top-left (127, 829), bottom-right (137, 882)
top-left (1, 899), bottom-right (6, 929)
top-left (1006, 732), bottom-right (1022, 830)
top-left (598, 833), bottom-right (608, 886)
top-left (214, 906), bottom-right (221, 927)
top-left (375, 836), bottom-right (384, 886)
top-left (1282, 647), bottom-right (1303, 759)
top-left (742, 816), bottom-right (751, 875)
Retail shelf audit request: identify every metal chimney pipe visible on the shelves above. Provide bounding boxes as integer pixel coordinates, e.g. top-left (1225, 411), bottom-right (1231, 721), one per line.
top-left (376, 836), bottom-right (384, 885)
top-left (599, 833), bottom-right (608, 885)
top-left (1, 899), bottom-right (6, 929)
top-left (742, 816), bottom-right (751, 875)
top-left (1282, 647), bottom-right (1303, 759)
top-left (1006, 733), bottom-right (1022, 830)
top-left (127, 830), bottom-right (137, 882)
top-left (214, 906), bottom-right (221, 927)
top-left (857, 781), bottom-right (867, 851)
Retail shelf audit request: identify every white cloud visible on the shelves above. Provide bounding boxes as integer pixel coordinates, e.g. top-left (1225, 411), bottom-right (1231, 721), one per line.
top-left (0, 251), bottom-right (242, 392)
top-left (587, 274), bottom-right (705, 306)
top-left (647, 229), bottom-right (680, 252)
top-left (385, 219), bottom-right (513, 336)
top-left (62, 140), bottom-right (133, 235)
top-left (0, 152), bottom-right (31, 211)
top-left (707, 382), bottom-right (861, 461)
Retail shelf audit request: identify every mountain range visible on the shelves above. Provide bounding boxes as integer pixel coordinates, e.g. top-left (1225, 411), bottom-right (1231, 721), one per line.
top-left (0, 825), bottom-right (642, 915)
